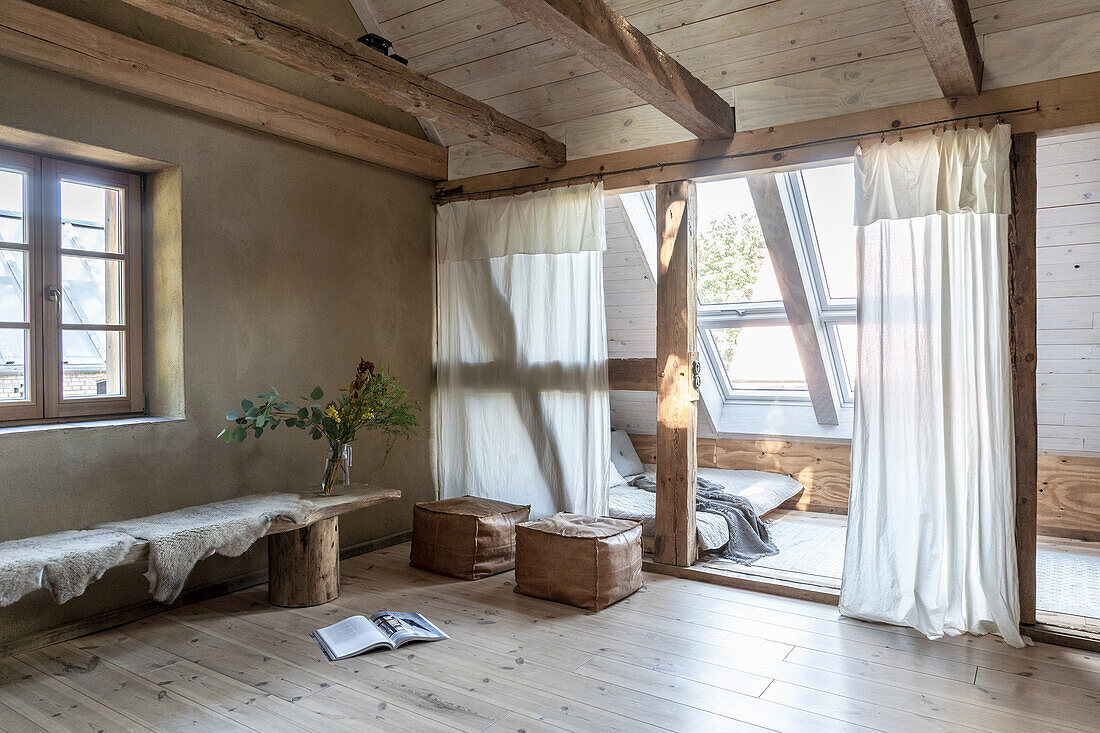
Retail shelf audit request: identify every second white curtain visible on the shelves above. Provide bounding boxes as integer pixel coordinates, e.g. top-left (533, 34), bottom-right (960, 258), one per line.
top-left (840, 125), bottom-right (1027, 647)
top-left (435, 184), bottom-right (610, 518)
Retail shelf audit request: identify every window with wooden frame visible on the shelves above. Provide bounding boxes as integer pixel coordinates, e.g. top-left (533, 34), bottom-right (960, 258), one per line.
top-left (0, 148), bottom-right (143, 423)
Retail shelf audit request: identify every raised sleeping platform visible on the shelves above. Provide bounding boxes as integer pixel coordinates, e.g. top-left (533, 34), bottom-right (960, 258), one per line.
top-left (607, 431), bottom-right (805, 556)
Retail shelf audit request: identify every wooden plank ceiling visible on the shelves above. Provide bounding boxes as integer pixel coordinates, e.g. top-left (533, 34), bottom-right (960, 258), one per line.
top-left (363, 0), bottom-right (1100, 178)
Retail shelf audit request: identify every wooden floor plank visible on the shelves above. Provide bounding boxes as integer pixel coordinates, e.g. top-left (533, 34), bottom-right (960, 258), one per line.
top-left (0, 655), bottom-right (151, 732)
top-left (69, 630), bottom-right (384, 733)
top-left (312, 553), bottom-right (1088, 732)
top-left (139, 612), bottom-right (505, 732)
top-left (7, 540), bottom-right (1100, 733)
top-left (0, 701), bottom-right (47, 733)
top-left (16, 643), bottom-right (245, 731)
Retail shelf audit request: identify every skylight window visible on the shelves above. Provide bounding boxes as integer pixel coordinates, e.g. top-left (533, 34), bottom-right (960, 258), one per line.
top-left (696, 163), bottom-right (859, 417)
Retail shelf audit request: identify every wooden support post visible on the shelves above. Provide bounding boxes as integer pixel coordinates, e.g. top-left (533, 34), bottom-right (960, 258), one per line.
top-left (1008, 131), bottom-right (1038, 627)
top-left (268, 517), bottom-right (341, 607)
top-left (655, 180), bottom-right (698, 567)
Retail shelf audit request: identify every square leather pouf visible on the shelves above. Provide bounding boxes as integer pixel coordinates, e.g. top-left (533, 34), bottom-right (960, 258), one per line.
top-left (514, 513), bottom-right (642, 611)
top-left (410, 496), bottom-right (530, 580)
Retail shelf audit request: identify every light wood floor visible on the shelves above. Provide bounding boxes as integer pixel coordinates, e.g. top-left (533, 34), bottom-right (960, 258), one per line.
top-left (2, 542), bottom-right (1099, 732)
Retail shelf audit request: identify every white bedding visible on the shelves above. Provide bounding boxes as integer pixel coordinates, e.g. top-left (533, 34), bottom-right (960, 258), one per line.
top-left (608, 465), bottom-right (805, 553)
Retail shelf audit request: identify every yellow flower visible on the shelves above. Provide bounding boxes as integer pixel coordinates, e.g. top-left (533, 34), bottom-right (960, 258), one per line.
top-left (324, 405), bottom-right (341, 423)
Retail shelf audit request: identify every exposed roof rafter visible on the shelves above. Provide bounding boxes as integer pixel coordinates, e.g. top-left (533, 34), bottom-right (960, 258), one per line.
top-left (0, 0), bottom-right (447, 180)
top-left (901, 0), bottom-right (983, 98)
top-left (746, 175), bottom-right (839, 426)
top-left (114, 0), bottom-right (566, 167)
top-left (494, 0), bottom-right (736, 139)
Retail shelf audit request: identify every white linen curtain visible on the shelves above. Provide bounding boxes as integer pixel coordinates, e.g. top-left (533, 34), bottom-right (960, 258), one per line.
top-left (435, 183), bottom-right (610, 518)
top-left (840, 125), bottom-right (1027, 647)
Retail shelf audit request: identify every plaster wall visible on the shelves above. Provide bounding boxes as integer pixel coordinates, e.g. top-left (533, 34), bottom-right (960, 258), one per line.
top-left (0, 51), bottom-right (435, 646)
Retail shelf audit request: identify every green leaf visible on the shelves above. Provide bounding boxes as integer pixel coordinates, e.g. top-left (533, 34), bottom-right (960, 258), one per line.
top-left (254, 426), bottom-right (264, 438)
top-left (241, 399), bottom-right (254, 412)
top-left (225, 410), bottom-right (241, 421)
top-left (234, 426), bottom-right (247, 442)
top-left (310, 428), bottom-right (322, 440)
top-left (310, 386), bottom-right (324, 401)
top-left (297, 407), bottom-right (308, 420)
top-left (255, 413), bottom-right (266, 428)
top-left (246, 407), bottom-right (260, 418)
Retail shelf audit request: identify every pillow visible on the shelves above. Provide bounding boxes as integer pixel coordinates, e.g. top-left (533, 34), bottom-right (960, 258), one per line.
top-left (610, 430), bottom-right (645, 478)
top-left (608, 461), bottom-right (628, 488)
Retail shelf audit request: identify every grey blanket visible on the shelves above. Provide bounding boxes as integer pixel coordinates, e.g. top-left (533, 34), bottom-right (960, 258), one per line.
top-left (630, 475), bottom-right (778, 564)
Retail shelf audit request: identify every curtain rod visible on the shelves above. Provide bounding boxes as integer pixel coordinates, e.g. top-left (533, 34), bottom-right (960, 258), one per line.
top-left (435, 104), bottom-right (1040, 203)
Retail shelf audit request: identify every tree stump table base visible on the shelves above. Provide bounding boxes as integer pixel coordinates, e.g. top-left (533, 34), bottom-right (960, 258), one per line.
top-left (268, 516), bottom-right (341, 607)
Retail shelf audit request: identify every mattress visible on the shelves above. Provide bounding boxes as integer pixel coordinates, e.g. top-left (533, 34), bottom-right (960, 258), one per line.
top-left (608, 466), bottom-right (805, 553)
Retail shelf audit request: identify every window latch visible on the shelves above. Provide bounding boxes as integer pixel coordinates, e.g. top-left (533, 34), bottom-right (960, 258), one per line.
top-left (47, 286), bottom-right (62, 318)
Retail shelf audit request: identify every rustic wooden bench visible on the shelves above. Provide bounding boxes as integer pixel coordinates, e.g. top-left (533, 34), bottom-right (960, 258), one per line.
top-left (116, 484), bottom-right (401, 608)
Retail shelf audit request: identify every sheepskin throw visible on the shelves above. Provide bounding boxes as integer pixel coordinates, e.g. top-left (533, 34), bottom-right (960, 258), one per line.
top-left (0, 529), bottom-right (137, 607)
top-left (95, 493), bottom-right (312, 603)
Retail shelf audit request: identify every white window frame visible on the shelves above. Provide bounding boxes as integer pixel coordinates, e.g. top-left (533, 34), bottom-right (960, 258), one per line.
top-left (695, 166), bottom-right (858, 416)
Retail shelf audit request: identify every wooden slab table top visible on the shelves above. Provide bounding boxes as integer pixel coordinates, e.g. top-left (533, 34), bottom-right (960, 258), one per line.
top-left (115, 484), bottom-right (401, 607)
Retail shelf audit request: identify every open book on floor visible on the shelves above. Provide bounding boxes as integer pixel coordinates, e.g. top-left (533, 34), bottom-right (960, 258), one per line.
top-left (310, 612), bottom-right (448, 661)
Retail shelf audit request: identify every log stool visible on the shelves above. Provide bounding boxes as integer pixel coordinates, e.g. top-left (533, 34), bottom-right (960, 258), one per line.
top-left (514, 513), bottom-right (643, 611)
top-left (410, 496), bottom-right (530, 579)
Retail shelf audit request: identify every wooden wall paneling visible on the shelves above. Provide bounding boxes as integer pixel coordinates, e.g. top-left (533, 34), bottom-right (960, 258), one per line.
top-left (1009, 131), bottom-right (1039, 627)
top-left (112, 0), bottom-right (566, 167)
top-left (628, 433), bottom-right (852, 514)
top-left (746, 175), bottom-right (839, 425)
top-left (0, 0), bottom-right (447, 181)
top-left (654, 180), bottom-right (698, 567)
top-left (901, 0), bottom-right (983, 97)
top-left (628, 432), bottom-right (1098, 537)
top-left (1037, 455), bottom-right (1100, 542)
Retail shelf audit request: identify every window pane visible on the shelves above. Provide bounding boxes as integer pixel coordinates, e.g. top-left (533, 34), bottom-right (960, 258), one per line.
top-left (0, 328), bottom-right (27, 402)
top-left (60, 180), bottom-right (122, 253)
top-left (697, 178), bottom-right (780, 304)
top-left (0, 249), bottom-right (26, 322)
top-left (0, 169), bottom-right (25, 244)
top-left (61, 255), bottom-right (123, 325)
top-left (709, 326), bottom-right (807, 391)
top-left (835, 323), bottom-right (858, 396)
top-left (801, 164), bottom-right (857, 300)
top-left (63, 330), bottom-right (124, 398)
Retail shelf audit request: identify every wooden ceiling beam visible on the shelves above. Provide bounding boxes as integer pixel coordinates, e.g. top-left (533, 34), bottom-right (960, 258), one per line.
top-left (113, 0), bottom-right (566, 168)
top-left (901, 0), bottom-right (983, 98)
top-left (437, 72), bottom-right (1100, 198)
top-left (0, 0), bottom-right (446, 180)
top-left (494, 0), bottom-right (736, 140)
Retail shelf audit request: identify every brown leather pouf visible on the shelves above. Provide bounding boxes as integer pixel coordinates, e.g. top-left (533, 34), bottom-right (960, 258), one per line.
top-left (410, 496), bottom-right (531, 580)
top-left (514, 513), bottom-right (643, 611)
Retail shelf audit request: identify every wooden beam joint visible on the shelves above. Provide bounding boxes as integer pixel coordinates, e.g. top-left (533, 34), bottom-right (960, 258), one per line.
top-left (901, 0), bottom-right (983, 98)
top-left (495, 0), bottom-right (735, 140)
top-left (114, 0), bottom-right (565, 167)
